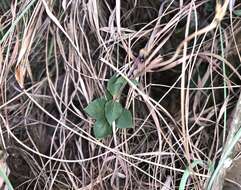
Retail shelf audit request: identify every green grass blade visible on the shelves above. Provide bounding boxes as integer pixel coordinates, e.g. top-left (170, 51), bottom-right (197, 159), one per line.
top-left (0, 0), bottom-right (37, 44)
top-left (179, 160), bottom-right (204, 190)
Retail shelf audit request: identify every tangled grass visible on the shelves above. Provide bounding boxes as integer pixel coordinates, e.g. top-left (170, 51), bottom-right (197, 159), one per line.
top-left (1, 0), bottom-right (241, 189)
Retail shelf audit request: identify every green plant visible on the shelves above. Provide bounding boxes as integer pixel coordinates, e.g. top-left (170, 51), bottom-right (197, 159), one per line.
top-left (0, 166), bottom-right (14, 190)
top-left (233, 9), bottom-right (241, 16)
top-left (84, 74), bottom-right (135, 139)
top-left (179, 160), bottom-right (205, 190)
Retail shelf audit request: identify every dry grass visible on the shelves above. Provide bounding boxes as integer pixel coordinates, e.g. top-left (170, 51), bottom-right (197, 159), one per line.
top-left (1, 0), bottom-right (241, 189)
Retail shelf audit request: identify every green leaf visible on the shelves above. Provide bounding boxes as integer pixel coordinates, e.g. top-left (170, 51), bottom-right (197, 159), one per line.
top-left (105, 90), bottom-right (113, 100)
top-left (93, 119), bottom-right (112, 139)
top-left (130, 79), bottom-right (139, 86)
top-left (105, 100), bottom-right (123, 124)
top-left (107, 75), bottom-right (127, 97)
top-left (84, 98), bottom-right (107, 120)
top-left (116, 109), bottom-right (133, 128)
top-left (233, 10), bottom-right (241, 16)
top-left (0, 166), bottom-right (14, 190)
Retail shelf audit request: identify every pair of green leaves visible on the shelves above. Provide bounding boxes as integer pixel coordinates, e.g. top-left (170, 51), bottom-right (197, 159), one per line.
top-left (84, 75), bottom-right (134, 139)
